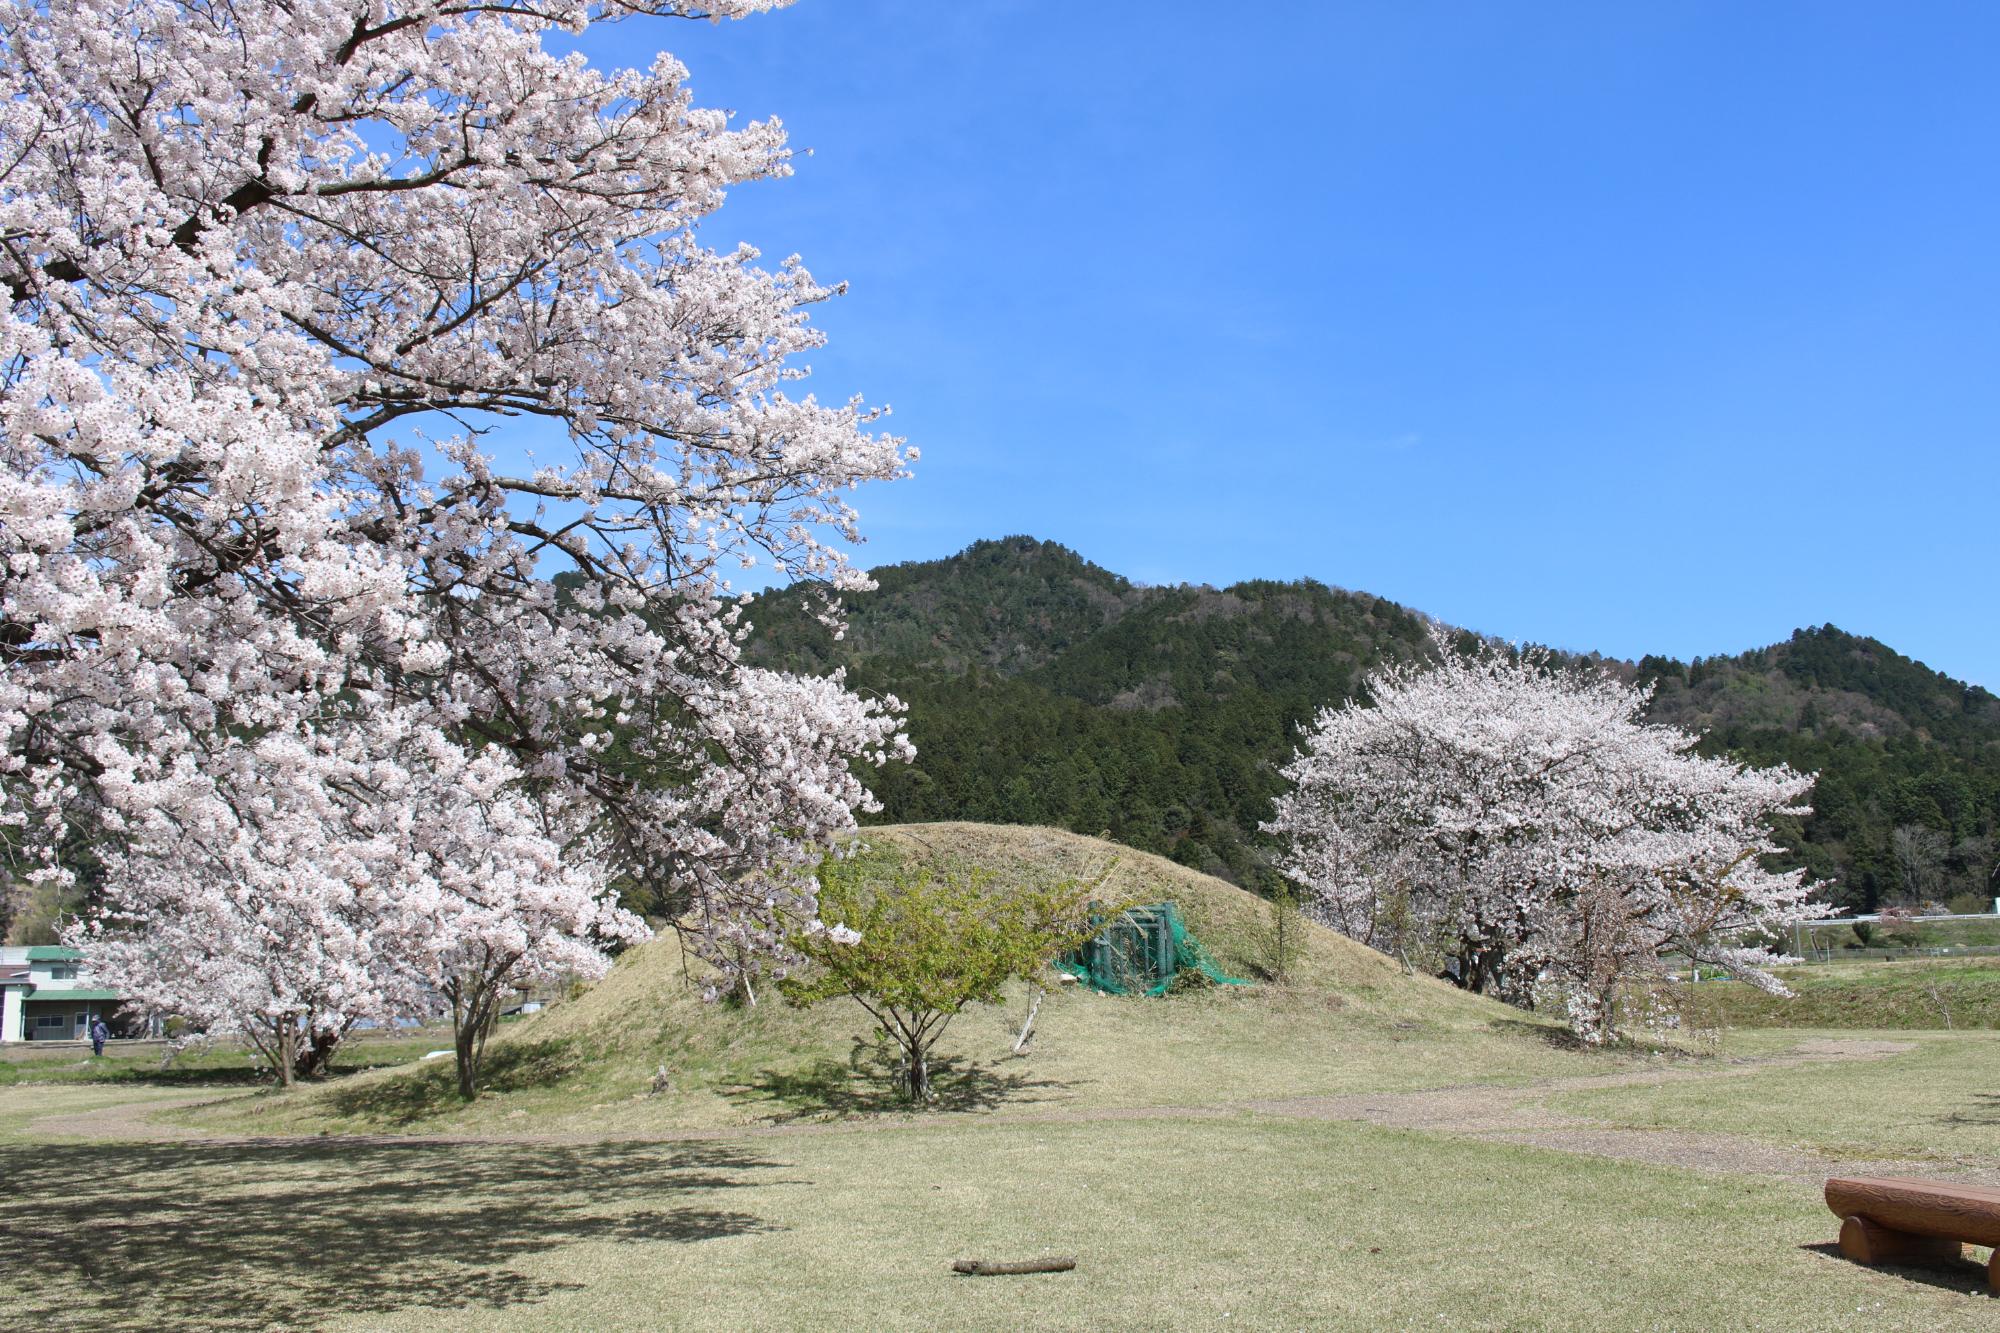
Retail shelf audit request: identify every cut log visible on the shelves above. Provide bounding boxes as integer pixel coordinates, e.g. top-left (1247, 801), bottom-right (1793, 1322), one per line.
top-left (1837, 1215), bottom-right (1963, 1267)
top-left (950, 1257), bottom-right (1077, 1276)
top-left (1824, 1176), bottom-right (2000, 1248)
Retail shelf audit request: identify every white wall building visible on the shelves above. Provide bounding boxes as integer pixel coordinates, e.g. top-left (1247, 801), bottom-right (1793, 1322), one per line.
top-left (0, 946), bottom-right (127, 1042)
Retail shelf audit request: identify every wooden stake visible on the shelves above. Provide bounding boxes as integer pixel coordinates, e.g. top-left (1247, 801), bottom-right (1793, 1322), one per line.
top-left (1012, 985), bottom-right (1044, 1054)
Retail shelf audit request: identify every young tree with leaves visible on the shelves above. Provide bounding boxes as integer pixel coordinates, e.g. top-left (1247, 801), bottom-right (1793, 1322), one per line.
top-left (1266, 632), bottom-right (1826, 1042)
top-left (782, 863), bottom-right (1102, 1101)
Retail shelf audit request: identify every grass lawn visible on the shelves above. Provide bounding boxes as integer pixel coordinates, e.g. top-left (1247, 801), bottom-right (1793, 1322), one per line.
top-left (189, 980), bottom-right (1674, 1139)
top-left (1545, 1028), bottom-right (2000, 1161)
top-left (0, 1026), bottom-right (453, 1089)
top-left (1, 1105), bottom-right (1993, 1331)
top-left (1800, 917), bottom-right (2000, 956)
top-left (178, 825), bottom-right (1680, 1139)
top-left (1680, 957), bottom-right (2000, 1030)
top-left (8, 828), bottom-right (1999, 1329)
top-left (8, 1025), bottom-right (1999, 1330)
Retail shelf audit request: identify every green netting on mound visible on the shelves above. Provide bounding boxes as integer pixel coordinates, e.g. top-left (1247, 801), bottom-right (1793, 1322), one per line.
top-left (1056, 901), bottom-right (1249, 996)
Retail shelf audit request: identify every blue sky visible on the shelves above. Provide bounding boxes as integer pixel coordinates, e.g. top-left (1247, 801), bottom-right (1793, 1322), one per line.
top-left (564, 2), bottom-right (1998, 686)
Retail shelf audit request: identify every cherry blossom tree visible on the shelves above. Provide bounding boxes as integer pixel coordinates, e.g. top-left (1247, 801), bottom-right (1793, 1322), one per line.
top-left (78, 853), bottom-right (409, 1085)
top-left (384, 749), bottom-right (647, 1099)
top-left (1265, 632), bottom-right (1827, 1042)
top-left (3, 0), bottom-right (911, 1027)
top-left (71, 723), bottom-right (645, 1088)
top-left (70, 727), bottom-right (440, 1085)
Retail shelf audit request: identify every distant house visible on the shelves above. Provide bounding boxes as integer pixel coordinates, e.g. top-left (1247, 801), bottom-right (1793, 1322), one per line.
top-left (0, 946), bottom-right (132, 1043)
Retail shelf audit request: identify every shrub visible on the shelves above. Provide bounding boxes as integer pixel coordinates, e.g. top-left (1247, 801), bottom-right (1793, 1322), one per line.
top-left (781, 862), bottom-right (1105, 1102)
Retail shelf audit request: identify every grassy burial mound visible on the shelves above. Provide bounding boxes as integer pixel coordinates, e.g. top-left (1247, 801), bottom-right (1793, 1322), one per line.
top-left (195, 824), bottom-right (1635, 1137)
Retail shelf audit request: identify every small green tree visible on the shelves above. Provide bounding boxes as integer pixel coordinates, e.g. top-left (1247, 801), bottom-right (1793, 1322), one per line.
top-left (1256, 877), bottom-right (1308, 983)
top-left (782, 863), bottom-right (1102, 1102)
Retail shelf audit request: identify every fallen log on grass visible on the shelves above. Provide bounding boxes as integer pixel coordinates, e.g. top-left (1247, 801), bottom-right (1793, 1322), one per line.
top-left (951, 1256), bottom-right (1077, 1276)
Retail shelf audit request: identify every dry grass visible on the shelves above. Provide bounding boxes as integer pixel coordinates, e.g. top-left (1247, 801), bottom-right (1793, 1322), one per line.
top-left (10, 826), bottom-right (2000, 1329)
top-left (184, 824), bottom-right (1657, 1139)
top-left (1679, 957), bottom-right (2000, 1030)
top-left (3, 1107), bottom-right (1996, 1331)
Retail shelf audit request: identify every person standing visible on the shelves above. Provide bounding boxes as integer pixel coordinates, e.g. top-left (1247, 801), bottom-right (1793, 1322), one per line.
top-left (89, 1016), bottom-right (109, 1057)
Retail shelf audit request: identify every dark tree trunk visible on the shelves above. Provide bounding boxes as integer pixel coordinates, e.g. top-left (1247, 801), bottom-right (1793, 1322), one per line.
top-left (455, 1015), bottom-right (481, 1100)
top-left (297, 1028), bottom-right (343, 1080)
top-left (1457, 943), bottom-right (1508, 996)
top-left (451, 962), bottom-right (513, 1100)
top-left (894, 1019), bottom-right (933, 1102)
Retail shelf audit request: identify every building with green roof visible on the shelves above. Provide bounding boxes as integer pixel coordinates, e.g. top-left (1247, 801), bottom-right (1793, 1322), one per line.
top-left (0, 946), bottom-right (133, 1043)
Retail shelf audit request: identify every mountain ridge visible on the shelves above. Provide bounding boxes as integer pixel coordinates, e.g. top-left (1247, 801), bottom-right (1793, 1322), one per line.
top-left (745, 537), bottom-right (2000, 913)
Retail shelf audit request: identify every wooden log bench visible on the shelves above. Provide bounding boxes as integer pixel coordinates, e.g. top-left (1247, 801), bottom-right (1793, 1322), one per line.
top-left (1825, 1176), bottom-right (2000, 1291)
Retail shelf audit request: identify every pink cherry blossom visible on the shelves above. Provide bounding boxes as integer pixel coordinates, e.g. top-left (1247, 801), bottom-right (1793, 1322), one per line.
top-left (5, 0), bottom-right (911, 1058)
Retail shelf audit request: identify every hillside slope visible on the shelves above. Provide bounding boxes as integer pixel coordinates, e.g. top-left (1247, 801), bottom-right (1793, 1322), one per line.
top-left (746, 539), bottom-right (2000, 910)
top-left (199, 825), bottom-right (1619, 1137)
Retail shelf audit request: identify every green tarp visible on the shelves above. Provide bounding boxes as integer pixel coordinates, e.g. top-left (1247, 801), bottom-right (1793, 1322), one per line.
top-left (1056, 901), bottom-right (1248, 996)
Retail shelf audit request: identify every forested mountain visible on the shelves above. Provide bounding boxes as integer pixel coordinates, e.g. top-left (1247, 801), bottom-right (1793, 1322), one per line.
top-left (1635, 629), bottom-right (2000, 909)
top-left (747, 537), bottom-right (2000, 913)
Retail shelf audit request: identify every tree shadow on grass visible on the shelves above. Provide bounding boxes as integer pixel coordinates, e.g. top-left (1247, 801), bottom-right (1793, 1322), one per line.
top-left (1484, 1017), bottom-right (1693, 1058)
top-left (728, 1041), bottom-right (1070, 1123)
top-left (1801, 1242), bottom-right (1995, 1297)
top-left (0, 1135), bottom-right (790, 1330)
top-left (320, 1039), bottom-right (589, 1127)
top-left (1483, 1018), bottom-right (1599, 1053)
top-left (1937, 1093), bottom-right (2000, 1127)
top-left (5, 1040), bottom-right (444, 1093)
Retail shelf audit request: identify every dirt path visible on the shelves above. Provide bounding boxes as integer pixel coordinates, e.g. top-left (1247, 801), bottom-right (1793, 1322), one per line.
top-left (1235, 1038), bottom-right (2000, 1185)
top-left (1243, 1037), bottom-right (1917, 1134)
top-left (17, 1037), bottom-right (1991, 1186)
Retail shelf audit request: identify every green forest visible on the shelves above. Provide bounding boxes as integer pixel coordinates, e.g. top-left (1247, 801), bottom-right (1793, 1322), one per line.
top-left (748, 537), bottom-right (2000, 913)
